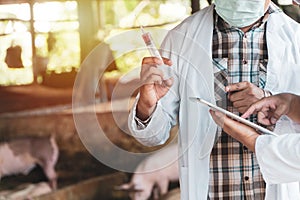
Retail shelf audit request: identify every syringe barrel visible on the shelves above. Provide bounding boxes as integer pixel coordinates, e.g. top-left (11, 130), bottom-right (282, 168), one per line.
top-left (142, 32), bottom-right (163, 61)
top-left (141, 29), bottom-right (173, 80)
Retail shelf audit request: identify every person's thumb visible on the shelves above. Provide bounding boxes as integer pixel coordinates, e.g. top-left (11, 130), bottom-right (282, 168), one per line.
top-left (162, 77), bottom-right (174, 88)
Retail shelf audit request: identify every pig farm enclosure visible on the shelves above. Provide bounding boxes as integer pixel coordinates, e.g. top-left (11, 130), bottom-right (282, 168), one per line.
top-left (0, 84), bottom-right (180, 200)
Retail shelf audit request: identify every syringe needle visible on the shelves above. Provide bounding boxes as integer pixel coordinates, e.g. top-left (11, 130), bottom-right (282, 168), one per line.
top-left (140, 25), bottom-right (146, 34)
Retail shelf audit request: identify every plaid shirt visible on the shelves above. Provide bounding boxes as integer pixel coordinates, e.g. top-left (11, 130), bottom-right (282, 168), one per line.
top-left (209, 6), bottom-right (280, 200)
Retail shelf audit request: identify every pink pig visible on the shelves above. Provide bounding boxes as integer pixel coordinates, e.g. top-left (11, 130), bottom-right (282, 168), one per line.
top-left (0, 136), bottom-right (59, 189)
top-left (118, 144), bottom-right (179, 200)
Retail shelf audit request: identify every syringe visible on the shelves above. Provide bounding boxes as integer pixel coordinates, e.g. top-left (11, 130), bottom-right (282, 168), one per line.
top-left (140, 26), bottom-right (174, 80)
top-left (140, 26), bottom-right (163, 62)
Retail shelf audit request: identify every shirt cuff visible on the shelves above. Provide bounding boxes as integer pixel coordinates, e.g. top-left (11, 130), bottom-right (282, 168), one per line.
top-left (263, 89), bottom-right (272, 97)
top-left (134, 105), bottom-right (156, 130)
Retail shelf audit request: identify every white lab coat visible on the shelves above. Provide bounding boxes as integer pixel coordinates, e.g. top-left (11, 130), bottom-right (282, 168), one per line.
top-left (256, 120), bottom-right (300, 199)
top-left (256, 133), bottom-right (300, 182)
top-left (128, 4), bottom-right (300, 200)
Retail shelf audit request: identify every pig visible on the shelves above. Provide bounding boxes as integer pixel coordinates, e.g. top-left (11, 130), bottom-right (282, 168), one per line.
top-left (118, 144), bottom-right (179, 200)
top-left (0, 136), bottom-right (59, 189)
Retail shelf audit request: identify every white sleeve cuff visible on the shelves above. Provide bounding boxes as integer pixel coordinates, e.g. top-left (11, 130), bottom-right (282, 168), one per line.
top-left (128, 96), bottom-right (171, 146)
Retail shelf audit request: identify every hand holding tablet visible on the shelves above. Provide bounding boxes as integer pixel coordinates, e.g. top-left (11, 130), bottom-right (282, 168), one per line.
top-left (190, 97), bottom-right (278, 136)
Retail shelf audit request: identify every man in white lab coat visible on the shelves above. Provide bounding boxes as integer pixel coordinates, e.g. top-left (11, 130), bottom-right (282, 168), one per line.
top-left (128, 0), bottom-right (300, 199)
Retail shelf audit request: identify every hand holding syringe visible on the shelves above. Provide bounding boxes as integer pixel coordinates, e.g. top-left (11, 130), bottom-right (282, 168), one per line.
top-left (140, 26), bottom-right (173, 80)
top-left (136, 26), bottom-right (174, 120)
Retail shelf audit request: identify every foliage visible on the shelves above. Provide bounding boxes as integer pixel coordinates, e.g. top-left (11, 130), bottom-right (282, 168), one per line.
top-left (0, 0), bottom-right (190, 86)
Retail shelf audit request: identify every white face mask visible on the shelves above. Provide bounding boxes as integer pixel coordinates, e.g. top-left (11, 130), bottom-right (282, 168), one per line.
top-left (214, 0), bottom-right (266, 28)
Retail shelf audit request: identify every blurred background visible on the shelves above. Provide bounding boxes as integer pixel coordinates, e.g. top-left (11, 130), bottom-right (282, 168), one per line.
top-left (0, 0), bottom-right (298, 199)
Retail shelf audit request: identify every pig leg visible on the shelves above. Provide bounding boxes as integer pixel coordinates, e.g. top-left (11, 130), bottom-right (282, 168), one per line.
top-left (38, 137), bottom-right (59, 190)
top-left (42, 164), bottom-right (57, 190)
top-left (152, 185), bottom-right (160, 200)
top-left (156, 178), bottom-right (169, 197)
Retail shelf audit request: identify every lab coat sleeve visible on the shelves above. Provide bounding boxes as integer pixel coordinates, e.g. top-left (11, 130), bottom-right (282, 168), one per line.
top-left (255, 134), bottom-right (300, 184)
top-left (127, 31), bottom-right (180, 147)
top-left (128, 95), bottom-right (177, 146)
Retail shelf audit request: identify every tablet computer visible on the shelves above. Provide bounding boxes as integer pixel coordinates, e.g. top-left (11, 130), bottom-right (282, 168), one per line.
top-left (190, 97), bottom-right (278, 136)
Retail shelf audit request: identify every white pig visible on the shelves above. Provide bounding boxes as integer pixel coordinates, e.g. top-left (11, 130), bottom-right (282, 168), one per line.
top-left (118, 143), bottom-right (179, 200)
top-left (0, 136), bottom-right (59, 189)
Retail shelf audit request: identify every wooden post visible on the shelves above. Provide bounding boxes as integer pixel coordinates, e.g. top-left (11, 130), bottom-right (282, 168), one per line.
top-left (77, 0), bottom-right (99, 63)
top-left (29, 0), bottom-right (37, 83)
top-left (191, 0), bottom-right (200, 14)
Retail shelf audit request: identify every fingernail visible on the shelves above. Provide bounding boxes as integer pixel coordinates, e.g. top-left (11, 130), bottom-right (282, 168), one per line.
top-left (225, 86), bottom-right (229, 92)
top-left (271, 117), bottom-right (277, 124)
